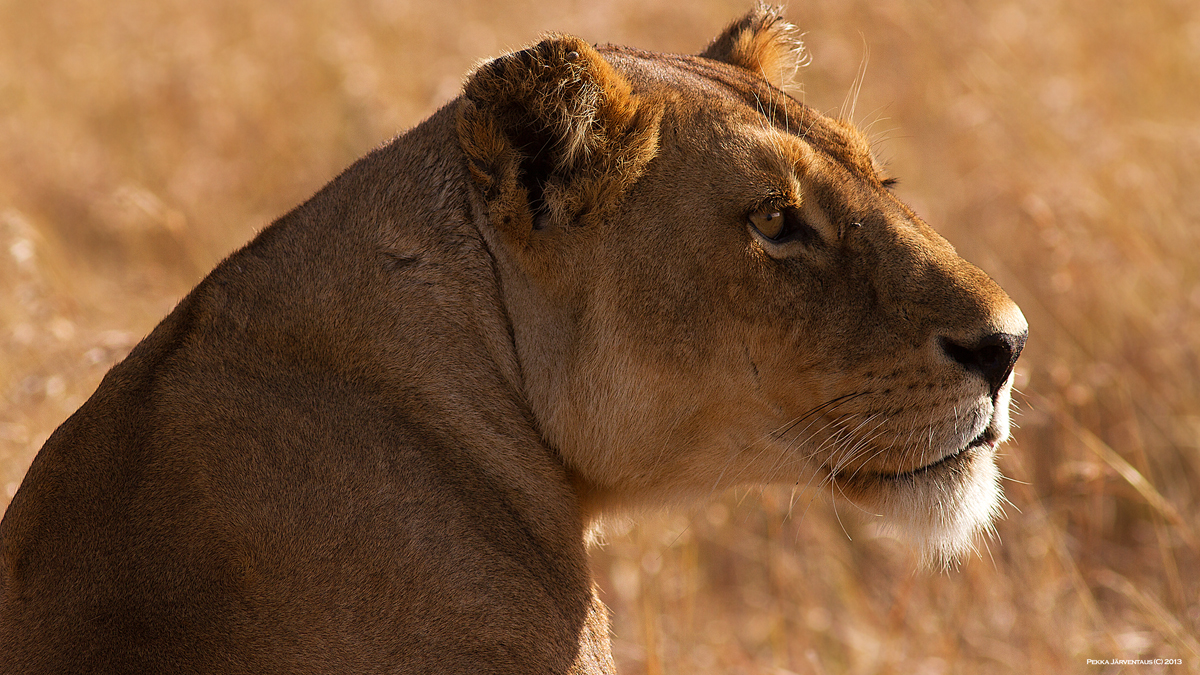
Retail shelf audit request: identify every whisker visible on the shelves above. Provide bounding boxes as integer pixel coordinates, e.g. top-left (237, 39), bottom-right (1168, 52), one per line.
top-left (710, 392), bottom-right (873, 497)
top-left (840, 33), bottom-right (871, 123)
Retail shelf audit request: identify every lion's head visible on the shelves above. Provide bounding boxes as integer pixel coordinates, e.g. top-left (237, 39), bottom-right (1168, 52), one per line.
top-left (457, 7), bottom-right (1027, 566)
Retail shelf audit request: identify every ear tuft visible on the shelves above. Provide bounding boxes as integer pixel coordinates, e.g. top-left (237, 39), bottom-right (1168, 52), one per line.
top-left (700, 4), bottom-right (807, 87)
top-left (458, 36), bottom-right (661, 236)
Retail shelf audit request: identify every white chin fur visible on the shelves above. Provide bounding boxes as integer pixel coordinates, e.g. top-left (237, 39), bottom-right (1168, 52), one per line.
top-left (868, 448), bottom-right (1004, 570)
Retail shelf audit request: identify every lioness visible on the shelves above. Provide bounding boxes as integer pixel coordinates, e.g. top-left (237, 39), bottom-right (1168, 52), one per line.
top-left (0, 7), bottom-right (1026, 673)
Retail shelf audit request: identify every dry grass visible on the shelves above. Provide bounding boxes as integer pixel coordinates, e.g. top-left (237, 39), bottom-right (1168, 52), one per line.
top-left (3, 1), bottom-right (1199, 673)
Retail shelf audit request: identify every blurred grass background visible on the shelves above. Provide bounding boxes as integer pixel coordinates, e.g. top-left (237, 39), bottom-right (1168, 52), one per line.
top-left (2, 1), bottom-right (1199, 672)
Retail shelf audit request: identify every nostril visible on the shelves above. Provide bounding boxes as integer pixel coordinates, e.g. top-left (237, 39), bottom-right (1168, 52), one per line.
top-left (939, 332), bottom-right (1027, 395)
top-left (975, 342), bottom-right (1010, 373)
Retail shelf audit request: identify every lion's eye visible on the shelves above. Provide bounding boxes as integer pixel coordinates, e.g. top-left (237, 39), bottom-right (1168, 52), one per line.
top-left (749, 210), bottom-right (786, 240)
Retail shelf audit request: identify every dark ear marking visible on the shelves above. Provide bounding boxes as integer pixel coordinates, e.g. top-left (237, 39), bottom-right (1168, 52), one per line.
top-left (457, 36), bottom-right (662, 241)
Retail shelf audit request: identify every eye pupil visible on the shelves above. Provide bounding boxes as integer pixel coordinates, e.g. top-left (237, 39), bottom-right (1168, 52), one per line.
top-left (750, 210), bottom-right (786, 240)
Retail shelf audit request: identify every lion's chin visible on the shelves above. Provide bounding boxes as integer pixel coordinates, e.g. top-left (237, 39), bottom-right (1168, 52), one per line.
top-left (833, 443), bottom-right (1004, 570)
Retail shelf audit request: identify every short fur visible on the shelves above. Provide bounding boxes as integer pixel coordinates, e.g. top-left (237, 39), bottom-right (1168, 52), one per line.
top-left (0, 7), bottom-right (1026, 673)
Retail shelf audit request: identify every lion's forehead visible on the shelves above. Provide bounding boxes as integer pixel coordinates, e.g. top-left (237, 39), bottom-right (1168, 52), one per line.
top-left (603, 48), bottom-right (883, 185)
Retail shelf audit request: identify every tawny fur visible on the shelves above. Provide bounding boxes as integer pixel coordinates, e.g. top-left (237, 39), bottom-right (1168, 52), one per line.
top-left (700, 3), bottom-right (808, 87)
top-left (0, 6), bottom-right (1026, 673)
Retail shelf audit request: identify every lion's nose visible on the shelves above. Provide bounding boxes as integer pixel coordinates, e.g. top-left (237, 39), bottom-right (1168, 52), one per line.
top-left (939, 331), bottom-right (1027, 396)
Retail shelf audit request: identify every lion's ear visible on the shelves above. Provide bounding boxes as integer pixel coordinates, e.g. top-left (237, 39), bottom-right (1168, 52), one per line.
top-left (700, 5), bottom-right (805, 88)
top-left (457, 36), bottom-right (661, 240)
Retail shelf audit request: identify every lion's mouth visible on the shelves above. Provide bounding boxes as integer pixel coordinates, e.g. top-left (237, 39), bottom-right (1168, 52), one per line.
top-left (885, 425), bottom-right (999, 481)
top-left (831, 423), bottom-right (999, 486)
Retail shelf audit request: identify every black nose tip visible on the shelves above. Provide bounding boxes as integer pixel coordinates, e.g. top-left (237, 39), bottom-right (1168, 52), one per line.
top-left (940, 331), bottom-right (1028, 395)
